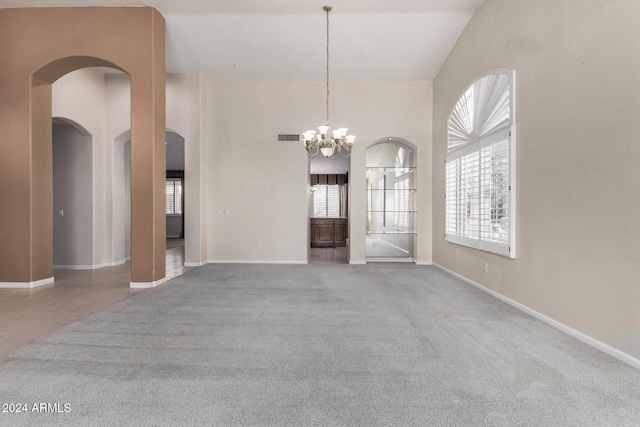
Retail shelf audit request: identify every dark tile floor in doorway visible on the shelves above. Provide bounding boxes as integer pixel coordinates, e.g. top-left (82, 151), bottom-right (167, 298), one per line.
top-left (309, 246), bottom-right (349, 264)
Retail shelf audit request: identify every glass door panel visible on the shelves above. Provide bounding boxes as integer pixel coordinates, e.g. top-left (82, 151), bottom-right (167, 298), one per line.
top-left (365, 143), bottom-right (416, 261)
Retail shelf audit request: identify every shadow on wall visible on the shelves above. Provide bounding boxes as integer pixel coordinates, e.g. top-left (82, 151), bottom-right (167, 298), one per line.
top-left (52, 118), bottom-right (93, 269)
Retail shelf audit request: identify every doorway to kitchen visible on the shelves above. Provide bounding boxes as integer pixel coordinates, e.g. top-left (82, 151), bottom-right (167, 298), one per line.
top-left (309, 154), bottom-right (350, 264)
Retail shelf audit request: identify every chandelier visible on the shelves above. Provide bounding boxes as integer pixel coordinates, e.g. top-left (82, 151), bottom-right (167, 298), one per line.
top-left (303, 6), bottom-right (355, 159)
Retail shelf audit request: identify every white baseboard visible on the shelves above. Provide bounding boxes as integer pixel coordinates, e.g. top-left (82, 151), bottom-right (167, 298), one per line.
top-left (130, 277), bottom-right (168, 289)
top-left (54, 259), bottom-right (129, 270)
top-left (434, 263), bottom-right (640, 371)
top-left (54, 264), bottom-right (94, 270)
top-left (184, 261), bottom-right (206, 267)
top-left (0, 277), bottom-right (54, 289)
top-left (349, 260), bottom-right (366, 265)
top-left (415, 261), bottom-right (433, 266)
top-left (206, 260), bottom-right (307, 265)
top-left (93, 262), bottom-right (112, 269)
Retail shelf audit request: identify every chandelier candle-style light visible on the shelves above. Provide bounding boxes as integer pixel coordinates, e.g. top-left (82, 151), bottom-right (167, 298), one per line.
top-left (303, 6), bottom-right (355, 159)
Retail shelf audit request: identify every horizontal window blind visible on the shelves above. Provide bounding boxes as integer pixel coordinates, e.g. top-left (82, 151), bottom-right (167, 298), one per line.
top-left (446, 69), bottom-right (515, 258)
top-left (313, 185), bottom-right (340, 218)
top-left (326, 185), bottom-right (339, 217)
top-left (166, 179), bottom-right (182, 215)
top-left (480, 139), bottom-right (509, 244)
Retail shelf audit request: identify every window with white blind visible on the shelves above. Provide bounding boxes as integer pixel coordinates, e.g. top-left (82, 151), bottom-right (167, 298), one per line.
top-left (313, 185), bottom-right (340, 218)
top-left (166, 179), bottom-right (182, 215)
top-left (445, 69), bottom-right (515, 258)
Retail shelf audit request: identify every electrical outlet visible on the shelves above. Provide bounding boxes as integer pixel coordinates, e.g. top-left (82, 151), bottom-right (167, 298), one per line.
top-left (484, 263), bottom-right (489, 273)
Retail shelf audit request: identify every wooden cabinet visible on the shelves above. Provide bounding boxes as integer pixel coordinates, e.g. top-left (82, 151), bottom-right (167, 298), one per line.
top-left (317, 220), bottom-right (334, 245)
top-left (310, 223), bottom-right (317, 243)
top-left (334, 219), bottom-right (347, 246)
top-left (310, 218), bottom-right (347, 247)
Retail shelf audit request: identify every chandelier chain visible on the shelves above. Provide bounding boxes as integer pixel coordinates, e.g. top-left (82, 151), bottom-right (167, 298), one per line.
top-left (326, 6), bottom-right (330, 125)
top-left (302, 6), bottom-right (354, 159)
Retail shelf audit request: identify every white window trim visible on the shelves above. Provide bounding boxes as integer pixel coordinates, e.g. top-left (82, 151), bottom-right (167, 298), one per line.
top-left (445, 68), bottom-right (516, 258)
top-left (446, 126), bottom-right (516, 257)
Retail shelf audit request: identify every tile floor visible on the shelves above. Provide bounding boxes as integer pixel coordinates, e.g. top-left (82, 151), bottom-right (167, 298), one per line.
top-left (0, 239), bottom-right (187, 361)
top-left (308, 246), bottom-right (349, 264)
top-left (0, 243), bottom-right (347, 361)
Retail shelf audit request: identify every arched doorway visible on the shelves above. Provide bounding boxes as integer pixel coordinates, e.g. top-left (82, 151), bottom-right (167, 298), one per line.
top-left (114, 129), bottom-right (187, 279)
top-left (365, 137), bottom-right (417, 262)
top-left (52, 118), bottom-right (94, 269)
top-left (0, 8), bottom-right (166, 288)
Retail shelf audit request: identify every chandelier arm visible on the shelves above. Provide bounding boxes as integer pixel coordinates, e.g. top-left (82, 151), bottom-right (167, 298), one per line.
top-left (338, 146), bottom-right (353, 157)
top-left (306, 144), bottom-right (320, 158)
top-left (329, 144), bottom-right (338, 159)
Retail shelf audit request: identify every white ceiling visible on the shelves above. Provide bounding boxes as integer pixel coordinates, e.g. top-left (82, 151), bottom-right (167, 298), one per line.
top-left (0, 0), bottom-right (486, 81)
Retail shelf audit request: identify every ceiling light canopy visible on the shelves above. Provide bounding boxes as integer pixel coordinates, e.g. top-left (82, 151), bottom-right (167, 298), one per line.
top-left (303, 6), bottom-right (355, 159)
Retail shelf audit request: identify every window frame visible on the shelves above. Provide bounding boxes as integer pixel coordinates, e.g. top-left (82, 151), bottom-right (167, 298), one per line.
top-left (165, 178), bottom-right (183, 216)
top-left (312, 184), bottom-right (340, 218)
top-left (445, 69), bottom-right (516, 258)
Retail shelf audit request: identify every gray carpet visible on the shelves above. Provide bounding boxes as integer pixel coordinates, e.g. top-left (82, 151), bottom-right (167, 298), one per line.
top-left (1, 264), bottom-right (639, 426)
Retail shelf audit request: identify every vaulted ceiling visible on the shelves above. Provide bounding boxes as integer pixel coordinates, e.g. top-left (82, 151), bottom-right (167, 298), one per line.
top-left (0, 0), bottom-right (486, 81)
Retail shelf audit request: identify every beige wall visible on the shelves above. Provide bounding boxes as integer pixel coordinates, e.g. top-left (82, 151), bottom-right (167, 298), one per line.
top-left (105, 74), bottom-right (132, 266)
top-left (0, 7), bottom-right (166, 286)
top-left (207, 80), bottom-right (432, 264)
top-left (433, 0), bottom-right (640, 358)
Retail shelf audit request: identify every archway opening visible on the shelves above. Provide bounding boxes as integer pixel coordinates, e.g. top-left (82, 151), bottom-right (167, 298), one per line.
top-left (366, 137), bottom-right (416, 262)
top-left (0, 8), bottom-right (166, 288)
top-left (51, 67), bottom-right (132, 282)
top-left (115, 129), bottom-right (187, 280)
top-left (52, 118), bottom-right (93, 270)
top-left (165, 130), bottom-right (186, 278)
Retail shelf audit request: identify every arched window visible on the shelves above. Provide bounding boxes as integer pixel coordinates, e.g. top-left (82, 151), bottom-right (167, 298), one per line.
top-left (445, 69), bottom-right (516, 257)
